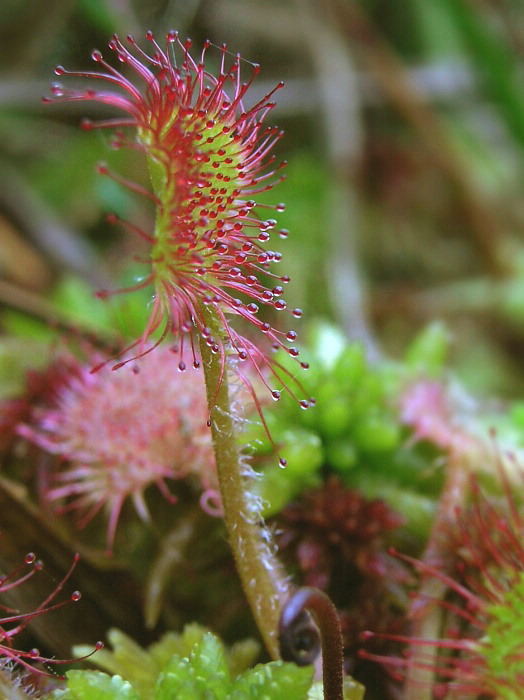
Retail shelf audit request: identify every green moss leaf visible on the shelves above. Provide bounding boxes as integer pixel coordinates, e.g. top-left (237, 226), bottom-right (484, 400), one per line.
top-left (64, 625), bottom-right (323, 700)
top-left (155, 632), bottom-right (230, 699)
top-left (54, 671), bottom-right (140, 700)
top-left (231, 660), bottom-right (313, 699)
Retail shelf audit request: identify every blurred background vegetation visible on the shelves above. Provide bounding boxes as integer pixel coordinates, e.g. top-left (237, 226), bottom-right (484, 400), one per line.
top-left (2, 1), bottom-right (524, 692)
top-left (2, 0), bottom-right (524, 395)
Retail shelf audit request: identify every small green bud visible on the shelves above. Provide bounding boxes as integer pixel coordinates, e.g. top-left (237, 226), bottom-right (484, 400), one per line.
top-left (332, 343), bottom-right (367, 390)
top-left (325, 440), bottom-right (358, 472)
top-left (279, 429), bottom-right (324, 477)
top-left (317, 395), bottom-right (353, 438)
top-left (405, 321), bottom-right (450, 376)
top-left (352, 415), bottom-right (401, 453)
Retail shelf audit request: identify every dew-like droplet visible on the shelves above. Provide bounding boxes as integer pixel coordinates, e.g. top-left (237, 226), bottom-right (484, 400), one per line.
top-left (292, 308), bottom-right (303, 318)
top-left (299, 400), bottom-right (310, 410)
top-left (71, 591), bottom-right (81, 602)
top-left (29, 649), bottom-right (40, 659)
top-left (25, 553), bottom-right (36, 565)
top-left (286, 331), bottom-right (297, 341)
top-left (277, 203), bottom-right (286, 212)
top-left (178, 361), bottom-right (186, 371)
top-left (279, 457), bottom-right (287, 467)
top-left (271, 390), bottom-right (281, 401)
top-left (274, 300), bottom-right (287, 311)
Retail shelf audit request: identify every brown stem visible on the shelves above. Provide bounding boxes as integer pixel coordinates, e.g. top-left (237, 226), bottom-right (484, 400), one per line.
top-left (279, 587), bottom-right (344, 700)
top-left (197, 303), bottom-right (290, 659)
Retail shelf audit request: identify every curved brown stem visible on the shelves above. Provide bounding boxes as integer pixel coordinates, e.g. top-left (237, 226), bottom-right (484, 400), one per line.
top-left (279, 587), bottom-right (344, 700)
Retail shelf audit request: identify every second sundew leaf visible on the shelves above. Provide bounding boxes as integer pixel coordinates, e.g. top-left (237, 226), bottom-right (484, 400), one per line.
top-left (480, 571), bottom-right (524, 698)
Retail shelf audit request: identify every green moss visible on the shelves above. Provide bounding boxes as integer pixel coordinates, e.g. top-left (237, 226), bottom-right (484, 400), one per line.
top-left (52, 624), bottom-right (315, 700)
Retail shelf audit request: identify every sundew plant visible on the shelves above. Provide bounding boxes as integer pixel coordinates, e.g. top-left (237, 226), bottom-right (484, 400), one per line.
top-left (4, 3), bottom-right (524, 699)
top-left (43, 31), bottom-right (313, 663)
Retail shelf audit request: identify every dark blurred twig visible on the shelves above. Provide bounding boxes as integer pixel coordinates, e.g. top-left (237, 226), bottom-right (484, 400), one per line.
top-left (0, 278), bottom-right (119, 351)
top-left (0, 475), bottom-right (151, 657)
top-left (294, 0), bottom-right (381, 361)
top-left (327, 0), bottom-right (509, 278)
top-left (488, 0), bottom-right (524, 57)
top-left (0, 159), bottom-right (110, 288)
top-left (0, 0), bottom-right (75, 75)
